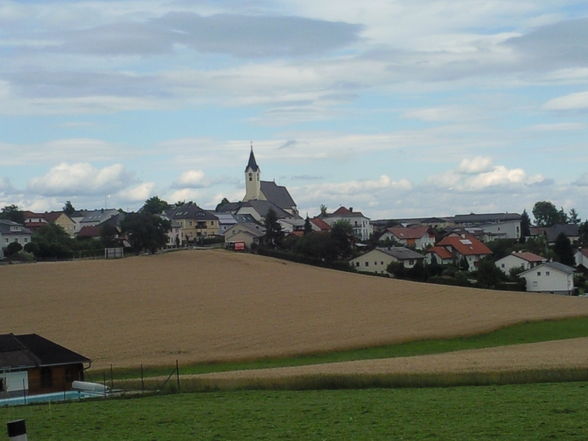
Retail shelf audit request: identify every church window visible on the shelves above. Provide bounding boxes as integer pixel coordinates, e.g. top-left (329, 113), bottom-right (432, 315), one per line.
top-left (249, 173), bottom-right (252, 181)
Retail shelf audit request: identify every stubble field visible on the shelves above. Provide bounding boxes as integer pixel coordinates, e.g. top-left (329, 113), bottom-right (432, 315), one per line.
top-left (2, 249), bottom-right (588, 370)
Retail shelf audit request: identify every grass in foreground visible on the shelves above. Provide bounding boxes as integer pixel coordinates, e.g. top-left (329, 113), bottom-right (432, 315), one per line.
top-left (87, 316), bottom-right (588, 382)
top-left (2, 382), bottom-right (587, 441)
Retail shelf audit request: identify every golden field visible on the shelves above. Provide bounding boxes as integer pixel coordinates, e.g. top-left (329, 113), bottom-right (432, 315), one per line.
top-left (2, 249), bottom-right (588, 369)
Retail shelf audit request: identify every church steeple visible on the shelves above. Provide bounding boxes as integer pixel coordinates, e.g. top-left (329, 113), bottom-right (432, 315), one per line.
top-left (243, 143), bottom-right (261, 201)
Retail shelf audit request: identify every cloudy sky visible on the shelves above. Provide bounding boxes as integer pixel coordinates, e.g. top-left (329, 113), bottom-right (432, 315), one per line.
top-left (1, 0), bottom-right (588, 220)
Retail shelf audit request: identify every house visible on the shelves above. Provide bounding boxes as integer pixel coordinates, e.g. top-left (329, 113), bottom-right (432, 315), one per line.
top-left (23, 211), bottom-right (76, 237)
top-left (349, 247), bottom-right (424, 275)
top-left (530, 224), bottom-right (580, 245)
top-left (518, 262), bottom-right (575, 295)
top-left (166, 203), bottom-right (220, 244)
top-left (236, 199), bottom-right (293, 223)
top-left (224, 222), bottom-right (265, 249)
top-left (424, 246), bottom-right (454, 265)
top-left (379, 225), bottom-right (436, 250)
top-left (309, 217), bottom-right (331, 232)
top-left (451, 213), bottom-right (522, 241)
top-left (0, 220), bottom-right (32, 258)
top-left (0, 334), bottom-right (90, 397)
top-left (277, 217), bottom-right (306, 233)
top-left (436, 233), bottom-right (492, 271)
top-left (71, 209), bottom-right (119, 234)
top-left (243, 148), bottom-right (299, 217)
top-left (575, 248), bottom-right (588, 270)
top-left (495, 252), bottom-right (547, 275)
top-left (321, 206), bottom-right (373, 241)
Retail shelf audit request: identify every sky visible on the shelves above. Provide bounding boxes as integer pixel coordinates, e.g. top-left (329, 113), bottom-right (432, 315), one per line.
top-left (1, 0), bottom-right (587, 221)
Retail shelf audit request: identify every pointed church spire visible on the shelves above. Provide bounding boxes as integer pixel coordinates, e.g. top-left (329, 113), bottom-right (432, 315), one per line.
top-left (245, 143), bottom-right (259, 172)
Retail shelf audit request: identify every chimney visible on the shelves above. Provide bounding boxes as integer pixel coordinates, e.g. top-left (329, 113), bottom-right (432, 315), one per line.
top-left (349, 207), bottom-right (353, 212)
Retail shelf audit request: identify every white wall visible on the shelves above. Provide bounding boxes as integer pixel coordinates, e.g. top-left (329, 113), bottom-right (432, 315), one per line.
top-left (0, 371), bottom-right (28, 393)
top-left (481, 220), bottom-right (521, 240)
top-left (521, 268), bottom-right (574, 294)
top-left (495, 255), bottom-right (532, 275)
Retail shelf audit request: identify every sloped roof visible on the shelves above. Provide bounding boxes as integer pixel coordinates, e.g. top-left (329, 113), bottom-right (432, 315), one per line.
top-left (225, 222), bottom-right (266, 238)
top-left (260, 181), bottom-right (296, 210)
top-left (452, 213), bottom-right (521, 223)
top-left (216, 201), bottom-right (243, 213)
top-left (327, 206), bottom-right (367, 218)
top-left (425, 246), bottom-right (453, 260)
top-left (579, 248), bottom-right (588, 258)
top-left (376, 246), bottom-right (424, 260)
top-left (245, 149), bottom-right (259, 172)
top-left (240, 199), bottom-right (292, 219)
top-left (386, 226), bottom-right (432, 240)
top-left (0, 334), bottom-right (89, 369)
top-left (77, 225), bottom-right (101, 238)
top-left (0, 219), bottom-right (31, 235)
top-left (310, 217), bottom-right (331, 231)
top-left (167, 203), bottom-right (218, 221)
top-left (437, 234), bottom-right (492, 256)
top-left (508, 251), bottom-right (546, 263)
top-left (520, 261), bottom-right (575, 276)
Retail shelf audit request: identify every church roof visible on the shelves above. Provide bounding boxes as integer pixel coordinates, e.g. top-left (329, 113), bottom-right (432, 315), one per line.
top-left (245, 149), bottom-right (259, 172)
top-left (260, 181), bottom-right (296, 210)
top-left (240, 199), bottom-right (292, 219)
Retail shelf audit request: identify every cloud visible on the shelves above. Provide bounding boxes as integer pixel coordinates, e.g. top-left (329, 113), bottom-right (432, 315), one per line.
top-left (173, 170), bottom-right (208, 188)
top-left (27, 163), bottom-right (134, 196)
top-left (116, 182), bottom-right (155, 202)
top-left (527, 122), bottom-right (587, 131)
top-left (542, 91), bottom-right (588, 111)
top-left (0, 177), bottom-right (13, 193)
top-left (457, 157), bottom-right (493, 174)
top-left (575, 173), bottom-right (588, 187)
top-left (167, 188), bottom-right (206, 203)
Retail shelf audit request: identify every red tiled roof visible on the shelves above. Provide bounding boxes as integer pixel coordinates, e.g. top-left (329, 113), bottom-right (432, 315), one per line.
top-left (310, 217), bottom-right (331, 231)
top-left (510, 252), bottom-right (545, 263)
top-left (386, 226), bottom-right (432, 240)
top-left (23, 221), bottom-right (48, 230)
top-left (77, 225), bottom-right (101, 238)
top-left (426, 246), bottom-right (453, 259)
top-left (437, 234), bottom-right (492, 256)
top-left (331, 206), bottom-right (365, 217)
top-left (288, 231), bottom-right (304, 237)
top-left (44, 212), bottom-right (67, 222)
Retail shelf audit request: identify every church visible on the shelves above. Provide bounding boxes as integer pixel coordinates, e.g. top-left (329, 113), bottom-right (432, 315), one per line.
top-left (241, 148), bottom-right (299, 218)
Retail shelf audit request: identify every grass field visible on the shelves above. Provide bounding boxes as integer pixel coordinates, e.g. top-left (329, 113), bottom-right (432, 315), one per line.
top-left (2, 382), bottom-right (587, 440)
top-left (3, 250), bottom-right (588, 369)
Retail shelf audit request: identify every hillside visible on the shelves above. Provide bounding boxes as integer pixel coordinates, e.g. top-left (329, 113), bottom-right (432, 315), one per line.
top-left (2, 249), bottom-right (588, 368)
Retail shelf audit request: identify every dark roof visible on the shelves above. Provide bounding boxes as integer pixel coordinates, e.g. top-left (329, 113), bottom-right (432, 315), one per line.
top-left (376, 246), bottom-right (424, 260)
top-left (240, 199), bottom-right (293, 219)
top-left (245, 149), bottom-right (259, 172)
top-left (452, 213), bottom-right (521, 223)
top-left (215, 201), bottom-right (243, 213)
top-left (77, 225), bottom-right (101, 238)
top-left (167, 203), bottom-right (218, 221)
top-left (531, 224), bottom-right (580, 242)
top-left (260, 181), bottom-right (296, 210)
top-left (0, 334), bottom-right (90, 369)
top-left (0, 219), bottom-right (31, 235)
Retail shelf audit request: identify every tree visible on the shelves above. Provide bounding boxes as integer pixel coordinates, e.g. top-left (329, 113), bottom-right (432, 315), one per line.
top-left (520, 209), bottom-right (531, 240)
top-left (4, 241), bottom-right (22, 258)
top-left (63, 201), bottom-right (75, 216)
top-left (320, 204), bottom-right (328, 216)
top-left (580, 221), bottom-right (588, 245)
top-left (100, 223), bottom-right (120, 247)
top-left (553, 233), bottom-right (575, 266)
top-left (331, 220), bottom-right (353, 259)
top-left (475, 257), bottom-right (506, 289)
top-left (142, 196), bottom-right (170, 215)
top-left (569, 208), bottom-right (581, 224)
top-left (532, 201), bottom-right (566, 227)
top-left (0, 204), bottom-right (24, 224)
top-left (27, 224), bottom-right (75, 259)
top-left (304, 216), bottom-right (312, 235)
top-left (215, 198), bottom-right (230, 211)
top-left (263, 209), bottom-right (283, 248)
top-left (121, 212), bottom-right (171, 254)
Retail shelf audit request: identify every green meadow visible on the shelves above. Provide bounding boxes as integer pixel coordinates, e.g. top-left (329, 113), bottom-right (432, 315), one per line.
top-left (2, 382), bottom-right (587, 441)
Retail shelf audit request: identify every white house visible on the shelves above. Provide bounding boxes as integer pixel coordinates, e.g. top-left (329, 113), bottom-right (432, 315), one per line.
top-left (224, 222), bottom-right (265, 249)
top-left (574, 248), bottom-right (588, 269)
top-left (0, 220), bottom-right (32, 258)
top-left (452, 213), bottom-right (522, 241)
top-left (436, 233), bottom-right (493, 272)
top-left (495, 252), bottom-right (546, 275)
top-left (379, 225), bottom-right (436, 250)
top-left (322, 206), bottom-right (373, 241)
top-left (518, 262), bottom-right (575, 295)
top-left (424, 246), bottom-right (454, 265)
top-left (349, 247), bottom-right (424, 275)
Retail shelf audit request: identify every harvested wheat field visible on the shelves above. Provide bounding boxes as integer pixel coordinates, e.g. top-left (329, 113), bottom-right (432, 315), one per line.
top-left (185, 337), bottom-right (588, 387)
top-left (2, 249), bottom-right (588, 368)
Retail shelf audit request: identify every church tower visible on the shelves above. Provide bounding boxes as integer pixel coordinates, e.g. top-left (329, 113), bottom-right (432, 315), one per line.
top-left (243, 146), bottom-right (261, 201)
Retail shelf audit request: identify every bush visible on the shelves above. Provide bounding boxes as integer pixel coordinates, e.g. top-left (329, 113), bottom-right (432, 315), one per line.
top-left (4, 241), bottom-right (22, 257)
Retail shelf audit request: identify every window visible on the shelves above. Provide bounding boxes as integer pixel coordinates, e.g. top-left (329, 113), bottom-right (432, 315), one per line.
top-left (501, 264), bottom-right (505, 268)
top-left (365, 262), bottom-right (368, 267)
top-left (249, 173), bottom-right (252, 181)
top-left (537, 272), bottom-right (541, 276)
top-left (0, 378), bottom-right (4, 391)
top-left (546, 271), bottom-right (550, 276)
top-left (41, 367), bottom-right (53, 388)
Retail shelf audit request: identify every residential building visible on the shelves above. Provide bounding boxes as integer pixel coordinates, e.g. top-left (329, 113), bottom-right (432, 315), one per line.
top-left (530, 224), bottom-right (580, 245)
top-left (0, 334), bottom-right (90, 397)
top-left (224, 222), bottom-right (265, 249)
top-left (309, 217), bottom-right (331, 232)
top-left (436, 233), bottom-right (492, 271)
top-left (71, 209), bottom-right (119, 234)
top-left (321, 206), bottom-right (373, 241)
top-left (495, 252), bottom-right (547, 275)
top-left (424, 246), bottom-right (454, 265)
top-left (236, 199), bottom-right (292, 223)
top-left (349, 246), bottom-right (424, 275)
top-left (451, 213), bottom-right (522, 241)
top-left (0, 220), bottom-right (32, 258)
top-left (23, 211), bottom-right (76, 237)
top-left (575, 248), bottom-right (588, 270)
top-left (518, 262), bottom-right (575, 295)
top-left (379, 225), bottom-right (436, 250)
top-left (167, 203), bottom-right (219, 243)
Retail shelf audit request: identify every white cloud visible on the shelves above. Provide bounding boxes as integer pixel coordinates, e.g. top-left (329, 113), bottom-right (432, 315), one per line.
top-left (575, 173), bottom-right (588, 187)
top-left (527, 122), bottom-right (587, 131)
top-left (174, 170), bottom-right (208, 188)
top-left (542, 91), bottom-right (588, 111)
top-left (167, 188), bottom-right (206, 203)
top-left (0, 177), bottom-right (12, 192)
top-left (457, 157), bottom-right (494, 174)
top-left (116, 182), bottom-right (155, 202)
top-left (28, 163), bottom-right (134, 196)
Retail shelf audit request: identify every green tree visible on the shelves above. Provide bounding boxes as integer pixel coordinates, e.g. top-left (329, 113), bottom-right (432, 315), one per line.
top-left (27, 224), bottom-right (75, 259)
top-left (263, 208), bottom-right (283, 248)
top-left (520, 210), bottom-right (531, 240)
top-left (142, 196), bottom-right (170, 215)
top-left (569, 208), bottom-right (581, 224)
top-left (532, 201), bottom-right (566, 227)
top-left (320, 204), bottom-right (328, 216)
top-left (0, 204), bottom-right (24, 224)
top-left (121, 212), bottom-right (171, 254)
top-left (553, 233), bottom-right (575, 266)
top-left (63, 201), bottom-right (75, 216)
top-left (4, 241), bottom-right (22, 258)
top-left (304, 216), bottom-right (312, 235)
top-left (331, 220), bottom-right (353, 259)
top-left (580, 221), bottom-right (588, 245)
top-left (475, 257), bottom-right (506, 289)
top-left (100, 223), bottom-right (120, 247)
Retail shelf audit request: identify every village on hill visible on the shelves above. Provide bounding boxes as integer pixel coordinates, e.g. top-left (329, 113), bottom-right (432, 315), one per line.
top-left (1, 148), bottom-right (588, 296)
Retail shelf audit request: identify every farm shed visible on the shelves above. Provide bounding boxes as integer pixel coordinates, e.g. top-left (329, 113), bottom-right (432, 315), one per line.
top-left (0, 334), bottom-right (90, 397)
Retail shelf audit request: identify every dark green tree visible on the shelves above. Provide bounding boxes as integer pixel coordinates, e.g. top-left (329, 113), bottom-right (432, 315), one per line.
top-left (263, 208), bottom-right (283, 248)
top-left (553, 233), bottom-right (575, 266)
top-left (320, 204), bottom-right (328, 216)
top-left (569, 208), bottom-right (581, 224)
top-left (475, 257), bottom-right (506, 289)
top-left (520, 209), bottom-right (531, 240)
top-left (63, 201), bottom-right (75, 216)
top-left (580, 221), bottom-right (588, 245)
top-left (532, 201), bottom-right (566, 226)
top-left (121, 212), bottom-right (171, 254)
top-left (142, 196), bottom-right (170, 215)
top-left (294, 232), bottom-right (338, 262)
top-left (100, 223), bottom-right (120, 247)
top-left (4, 241), bottom-right (22, 258)
top-left (331, 220), bottom-right (353, 259)
top-left (0, 204), bottom-right (24, 224)
top-left (27, 224), bottom-right (75, 259)
top-left (304, 216), bottom-right (312, 235)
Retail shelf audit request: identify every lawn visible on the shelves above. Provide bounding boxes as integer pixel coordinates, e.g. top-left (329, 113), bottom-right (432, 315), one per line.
top-left (86, 316), bottom-right (588, 381)
top-left (2, 382), bottom-right (587, 440)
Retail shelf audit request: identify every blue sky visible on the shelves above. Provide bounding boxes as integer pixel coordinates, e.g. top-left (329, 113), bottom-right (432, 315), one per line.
top-left (1, 0), bottom-right (587, 220)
